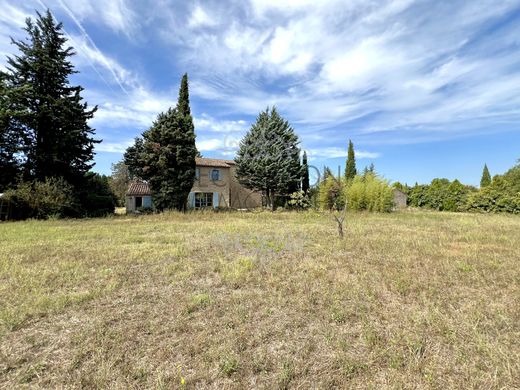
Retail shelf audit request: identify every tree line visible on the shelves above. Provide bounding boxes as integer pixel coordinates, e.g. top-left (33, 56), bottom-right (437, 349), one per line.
top-left (400, 161), bottom-right (520, 213)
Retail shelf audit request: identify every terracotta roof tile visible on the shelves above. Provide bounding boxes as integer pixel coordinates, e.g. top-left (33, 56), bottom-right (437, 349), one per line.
top-left (127, 181), bottom-right (151, 196)
top-left (195, 157), bottom-right (233, 167)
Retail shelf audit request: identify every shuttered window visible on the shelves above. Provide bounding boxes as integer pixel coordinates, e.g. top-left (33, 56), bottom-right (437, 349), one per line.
top-left (194, 192), bottom-right (213, 208)
top-left (211, 169), bottom-right (220, 181)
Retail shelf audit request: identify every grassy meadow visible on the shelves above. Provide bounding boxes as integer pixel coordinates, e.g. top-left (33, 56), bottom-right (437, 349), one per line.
top-left (0, 210), bottom-right (519, 388)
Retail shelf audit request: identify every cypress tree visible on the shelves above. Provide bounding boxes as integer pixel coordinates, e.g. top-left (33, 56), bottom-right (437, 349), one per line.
top-left (125, 74), bottom-right (197, 211)
top-left (345, 139), bottom-right (357, 180)
top-left (235, 107), bottom-right (301, 210)
top-left (302, 151), bottom-right (310, 194)
top-left (2, 10), bottom-right (98, 186)
top-left (480, 164), bottom-right (491, 188)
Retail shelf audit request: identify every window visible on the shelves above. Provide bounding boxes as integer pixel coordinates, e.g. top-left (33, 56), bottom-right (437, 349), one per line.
top-left (195, 168), bottom-right (200, 180)
top-left (135, 196), bottom-right (142, 208)
top-left (211, 169), bottom-right (220, 181)
top-left (194, 192), bottom-right (213, 208)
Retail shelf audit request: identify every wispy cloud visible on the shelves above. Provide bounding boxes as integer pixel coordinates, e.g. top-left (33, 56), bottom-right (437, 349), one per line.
top-left (308, 147), bottom-right (380, 159)
top-left (1, 0), bottom-right (519, 172)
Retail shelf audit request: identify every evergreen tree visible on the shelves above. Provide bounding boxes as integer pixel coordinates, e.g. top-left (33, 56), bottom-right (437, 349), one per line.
top-left (235, 107), bottom-right (301, 210)
top-left (480, 164), bottom-right (491, 188)
top-left (125, 74), bottom-right (197, 211)
top-left (2, 10), bottom-right (98, 186)
top-left (0, 74), bottom-right (25, 191)
top-left (124, 137), bottom-right (145, 179)
top-left (345, 139), bottom-right (357, 180)
top-left (301, 151), bottom-right (310, 194)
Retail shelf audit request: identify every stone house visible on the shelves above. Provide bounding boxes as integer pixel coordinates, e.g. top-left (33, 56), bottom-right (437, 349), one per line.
top-left (393, 189), bottom-right (408, 210)
top-left (125, 157), bottom-right (262, 212)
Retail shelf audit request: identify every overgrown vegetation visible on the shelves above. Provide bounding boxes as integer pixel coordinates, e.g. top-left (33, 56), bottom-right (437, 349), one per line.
top-left (318, 171), bottom-right (394, 212)
top-left (405, 161), bottom-right (520, 213)
top-left (1, 211), bottom-right (519, 388)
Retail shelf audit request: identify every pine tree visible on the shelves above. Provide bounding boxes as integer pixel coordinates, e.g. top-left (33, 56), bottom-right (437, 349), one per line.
top-left (302, 151), bottom-right (310, 194)
top-left (125, 74), bottom-right (197, 211)
top-left (2, 10), bottom-right (98, 186)
top-left (345, 139), bottom-right (357, 180)
top-left (480, 164), bottom-right (491, 188)
top-left (235, 107), bottom-right (301, 210)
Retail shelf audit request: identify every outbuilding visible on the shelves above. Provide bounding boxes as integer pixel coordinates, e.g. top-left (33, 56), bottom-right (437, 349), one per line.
top-left (126, 181), bottom-right (153, 212)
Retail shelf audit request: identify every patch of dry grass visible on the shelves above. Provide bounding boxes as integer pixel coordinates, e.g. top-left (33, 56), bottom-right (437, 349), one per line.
top-left (1, 210), bottom-right (519, 388)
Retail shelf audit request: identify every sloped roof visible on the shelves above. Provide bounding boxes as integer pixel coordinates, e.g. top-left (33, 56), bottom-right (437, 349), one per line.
top-left (195, 157), bottom-right (234, 167)
top-left (127, 181), bottom-right (151, 196)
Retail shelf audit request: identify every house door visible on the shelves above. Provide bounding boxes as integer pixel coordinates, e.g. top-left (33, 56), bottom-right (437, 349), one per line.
top-left (135, 196), bottom-right (143, 208)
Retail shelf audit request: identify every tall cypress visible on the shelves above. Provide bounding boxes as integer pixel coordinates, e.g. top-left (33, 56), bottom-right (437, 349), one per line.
top-left (2, 10), bottom-right (98, 186)
top-left (345, 139), bottom-right (357, 180)
top-left (302, 151), bottom-right (310, 194)
top-left (125, 74), bottom-right (197, 211)
top-left (480, 164), bottom-right (491, 188)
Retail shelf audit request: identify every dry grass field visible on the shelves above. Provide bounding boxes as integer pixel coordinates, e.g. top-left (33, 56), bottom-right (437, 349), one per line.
top-left (1, 210), bottom-right (519, 389)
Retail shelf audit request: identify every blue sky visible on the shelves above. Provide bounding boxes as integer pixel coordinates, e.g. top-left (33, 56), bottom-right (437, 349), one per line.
top-left (1, 0), bottom-right (519, 186)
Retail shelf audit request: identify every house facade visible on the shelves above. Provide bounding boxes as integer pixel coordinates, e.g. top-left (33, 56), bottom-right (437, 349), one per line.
top-left (126, 157), bottom-right (262, 212)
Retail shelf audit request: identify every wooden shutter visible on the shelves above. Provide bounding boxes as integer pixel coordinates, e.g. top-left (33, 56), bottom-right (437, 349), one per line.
top-left (188, 192), bottom-right (195, 208)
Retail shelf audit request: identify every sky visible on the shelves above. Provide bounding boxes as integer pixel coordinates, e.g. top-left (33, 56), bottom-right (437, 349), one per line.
top-left (0, 0), bottom-right (519, 186)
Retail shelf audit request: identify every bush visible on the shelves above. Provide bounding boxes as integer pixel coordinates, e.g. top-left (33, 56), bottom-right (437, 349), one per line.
top-left (72, 173), bottom-right (117, 217)
top-left (4, 177), bottom-right (75, 219)
top-left (287, 190), bottom-right (310, 210)
top-left (408, 179), bottom-right (475, 211)
top-left (465, 176), bottom-right (520, 214)
top-left (318, 176), bottom-right (345, 210)
top-left (344, 173), bottom-right (394, 212)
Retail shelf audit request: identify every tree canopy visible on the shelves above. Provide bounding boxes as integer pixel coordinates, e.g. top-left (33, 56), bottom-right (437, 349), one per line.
top-left (1, 10), bottom-right (98, 187)
top-left (235, 107), bottom-right (301, 210)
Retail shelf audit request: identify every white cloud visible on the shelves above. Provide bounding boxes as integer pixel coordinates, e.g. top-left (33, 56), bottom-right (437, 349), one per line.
top-left (197, 135), bottom-right (241, 154)
top-left (188, 5), bottom-right (217, 28)
top-left (194, 114), bottom-right (248, 133)
top-left (55, 0), bottom-right (136, 37)
top-left (308, 147), bottom-right (380, 159)
top-left (95, 140), bottom-right (133, 153)
top-left (2, 0), bottom-right (520, 160)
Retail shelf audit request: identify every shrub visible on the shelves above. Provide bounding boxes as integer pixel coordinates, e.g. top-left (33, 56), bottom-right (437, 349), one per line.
top-left (318, 176), bottom-right (345, 210)
top-left (4, 177), bottom-right (75, 219)
top-left (345, 173), bottom-right (394, 212)
top-left (408, 179), bottom-right (475, 211)
top-left (287, 190), bottom-right (310, 210)
top-left (72, 173), bottom-right (117, 217)
top-left (465, 176), bottom-right (520, 214)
